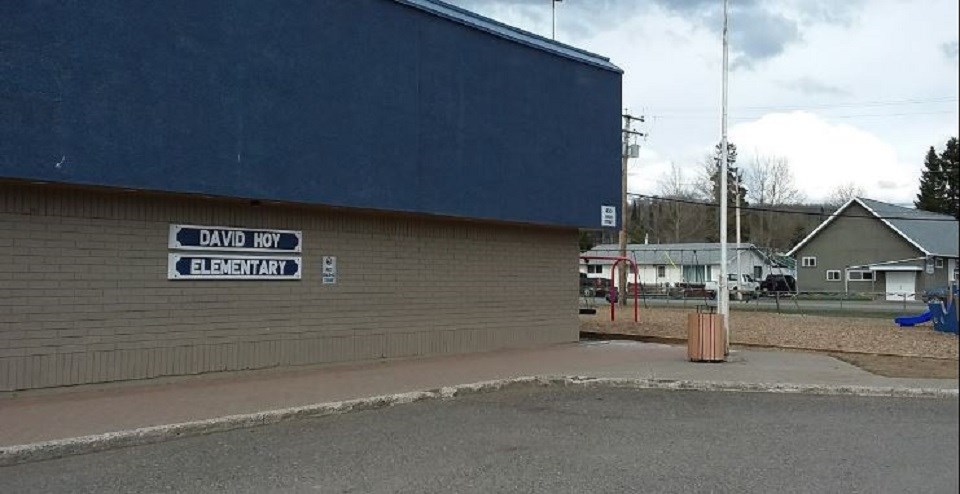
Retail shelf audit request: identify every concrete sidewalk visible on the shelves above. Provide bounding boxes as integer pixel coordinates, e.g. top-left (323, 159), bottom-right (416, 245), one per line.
top-left (1, 341), bottom-right (956, 451)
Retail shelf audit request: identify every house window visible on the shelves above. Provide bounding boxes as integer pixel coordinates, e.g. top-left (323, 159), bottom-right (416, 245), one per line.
top-left (801, 256), bottom-right (817, 267)
top-left (753, 266), bottom-right (763, 280)
top-left (826, 270), bottom-right (841, 281)
top-left (681, 265), bottom-right (710, 283)
top-left (847, 270), bottom-right (874, 281)
top-left (935, 258), bottom-right (944, 268)
top-left (586, 265), bottom-right (603, 274)
top-left (656, 265), bottom-right (666, 278)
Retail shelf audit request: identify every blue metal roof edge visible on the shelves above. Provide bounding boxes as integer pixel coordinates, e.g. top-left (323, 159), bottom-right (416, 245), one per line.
top-left (393, 0), bottom-right (623, 73)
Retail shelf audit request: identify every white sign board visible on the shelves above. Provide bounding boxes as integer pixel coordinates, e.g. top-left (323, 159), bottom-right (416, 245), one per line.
top-left (601, 205), bottom-right (617, 227)
top-left (322, 256), bottom-right (338, 284)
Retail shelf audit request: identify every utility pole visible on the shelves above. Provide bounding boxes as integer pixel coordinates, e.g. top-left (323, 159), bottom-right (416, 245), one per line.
top-left (734, 167), bottom-right (742, 301)
top-left (621, 112), bottom-right (644, 306)
top-left (718, 0), bottom-right (731, 351)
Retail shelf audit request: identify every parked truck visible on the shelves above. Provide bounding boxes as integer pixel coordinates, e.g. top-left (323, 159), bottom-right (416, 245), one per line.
top-left (705, 273), bottom-right (761, 299)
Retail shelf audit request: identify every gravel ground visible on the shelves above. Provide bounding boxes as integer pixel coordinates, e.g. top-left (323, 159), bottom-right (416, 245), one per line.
top-left (829, 353), bottom-right (959, 379)
top-left (581, 306), bottom-right (959, 360)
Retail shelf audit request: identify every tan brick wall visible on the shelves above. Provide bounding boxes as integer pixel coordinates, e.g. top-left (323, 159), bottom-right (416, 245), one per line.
top-left (0, 182), bottom-right (579, 391)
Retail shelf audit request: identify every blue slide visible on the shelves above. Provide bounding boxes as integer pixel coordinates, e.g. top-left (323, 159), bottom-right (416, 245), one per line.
top-left (894, 311), bottom-right (932, 327)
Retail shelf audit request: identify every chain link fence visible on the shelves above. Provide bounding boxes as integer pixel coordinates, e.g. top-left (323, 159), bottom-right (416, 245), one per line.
top-left (580, 284), bottom-right (939, 316)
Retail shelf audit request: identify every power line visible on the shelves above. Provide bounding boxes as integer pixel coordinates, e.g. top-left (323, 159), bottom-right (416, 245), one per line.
top-left (650, 110), bottom-right (956, 121)
top-left (651, 96), bottom-right (958, 113)
top-left (628, 192), bottom-right (960, 222)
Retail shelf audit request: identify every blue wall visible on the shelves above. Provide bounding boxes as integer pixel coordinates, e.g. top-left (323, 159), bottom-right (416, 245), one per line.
top-left (1, 0), bottom-right (622, 228)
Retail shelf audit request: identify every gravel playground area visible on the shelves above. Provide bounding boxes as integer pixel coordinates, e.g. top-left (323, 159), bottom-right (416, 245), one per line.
top-left (581, 306), bottom-right (959, 360)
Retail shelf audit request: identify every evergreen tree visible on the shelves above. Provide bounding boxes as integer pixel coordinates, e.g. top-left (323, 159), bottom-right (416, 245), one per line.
top-left (705, 142), bottom-right (750, 242)
top-left (627, 199), bottom-right (647, 244)
top-left (915, 146), bottom-right (945, 212)
top-left (578, 230), bottom-right (596, 252)
top-left (789, 223), bottom-right (809, 247)
top-left (915, 137), bottom-right (959, 218)
top-left (941, 137), bottom-right (959, 219)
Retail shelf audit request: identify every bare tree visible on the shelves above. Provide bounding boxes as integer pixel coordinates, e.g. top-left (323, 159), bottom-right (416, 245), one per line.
top-left (656, 163), bottom-right (707, 242)
top-left (744, 155), bottom-right (805, 249)
top-left (657, 162), bottom-right (688, 242)
top-left (657, 162), bottom-right (690, 198)
top-left (693, 153), bottom-right (717, 201)
top-left (825, 182), bottom-right (866, 209)
top-left (746, 154), bottom-right (804, 206)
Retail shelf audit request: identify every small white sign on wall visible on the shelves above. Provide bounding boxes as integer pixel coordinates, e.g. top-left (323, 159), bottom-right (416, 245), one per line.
top-left (322, 256), bottom-right (337, 284)
top-left (601, 205), bottom-right (617, 227)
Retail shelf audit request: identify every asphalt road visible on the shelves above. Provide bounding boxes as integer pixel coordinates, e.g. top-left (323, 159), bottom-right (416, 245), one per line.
top-left (2, 388), bottom-right (957, 493)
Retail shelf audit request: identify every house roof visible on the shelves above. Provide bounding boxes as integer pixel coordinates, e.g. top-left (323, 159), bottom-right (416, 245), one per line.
top-left (583, 243), bottom-right (764, 266)
top-left (786, 197), bottom-right (960, 257)
top-left (395, 0), bottom-right (622, 72)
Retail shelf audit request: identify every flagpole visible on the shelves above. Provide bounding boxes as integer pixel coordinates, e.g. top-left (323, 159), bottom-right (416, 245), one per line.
top-left (719, 0), bottom-right (731, 353)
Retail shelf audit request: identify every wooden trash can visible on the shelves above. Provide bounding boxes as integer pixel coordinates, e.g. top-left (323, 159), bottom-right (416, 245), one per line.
top-left (687, 305), bottom-right (726, 362)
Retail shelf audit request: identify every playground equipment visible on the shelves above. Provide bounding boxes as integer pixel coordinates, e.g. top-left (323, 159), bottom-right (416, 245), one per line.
top-left (578, 274), bottom-right (598, 315)
top-left (579, 255), bottom-right (638, 322)
top-left (929, 285), bottom-right (958, 334)
top-left (894, 311), bottom-right (932, 327)
top-left (895, 283), bottom-right (958, 334)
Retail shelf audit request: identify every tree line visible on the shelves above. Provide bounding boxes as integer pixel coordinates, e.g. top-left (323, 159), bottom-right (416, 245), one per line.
top-left (620, 142), bottom-right (837, 253)
top-left (582, 137), bottom-right (960, 253)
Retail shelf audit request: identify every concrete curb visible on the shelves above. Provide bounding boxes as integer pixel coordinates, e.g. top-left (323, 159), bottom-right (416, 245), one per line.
top-left (1, 376), bottom-right (956, 467)
top-left (557, 376), bottom-right (960, 399)
top-left (578, 331), bottom-right (960, 361)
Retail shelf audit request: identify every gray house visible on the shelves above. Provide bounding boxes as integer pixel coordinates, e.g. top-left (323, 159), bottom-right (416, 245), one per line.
top-left (582, 243), bottom-right (791, 287)
top-left (787, 198), bottom-right (959, 299)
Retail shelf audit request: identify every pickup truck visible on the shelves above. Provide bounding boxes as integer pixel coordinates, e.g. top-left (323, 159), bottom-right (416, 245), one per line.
top-left (760, 274), bottom-right (797, 295)
top-left (705, 274), bottom-right (761, 299)
top-left (580, 273), bottom-right (613, 298)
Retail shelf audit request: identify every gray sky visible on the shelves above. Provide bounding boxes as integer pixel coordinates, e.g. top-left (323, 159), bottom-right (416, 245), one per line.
top-left (445, 0), bottom-right (959, 204)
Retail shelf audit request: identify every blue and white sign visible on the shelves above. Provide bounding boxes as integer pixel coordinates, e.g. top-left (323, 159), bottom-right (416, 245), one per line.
top-left (169, 224), bottom-right (302, 252)
top-left (600, 205), bottom-right (617, 227)
top-left (168, 254), bottom-right (302, 280)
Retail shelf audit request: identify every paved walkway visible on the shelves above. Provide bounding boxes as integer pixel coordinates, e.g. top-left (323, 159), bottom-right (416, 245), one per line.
top-left (1, 341), bottom-right (956, 448)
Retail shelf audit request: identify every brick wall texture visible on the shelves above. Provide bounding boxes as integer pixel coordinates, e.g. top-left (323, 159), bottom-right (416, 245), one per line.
top-left (0, 182), bottom-right (579, 391)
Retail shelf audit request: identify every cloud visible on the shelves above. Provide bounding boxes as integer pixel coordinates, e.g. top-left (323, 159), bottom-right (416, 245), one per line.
top-left (445, 0), bottom-right (863, 68)
top-left (877, 180), bottom-right (899, 189)
top-left (727, 8), bottom-right (802, 69)
top-left (942, 41), bottom-right (959, 62)
top-left (627, 147), bottom-right (673, 195)
top-left (778, 77), bottom-right (849, 96)
top-left (728, 112), bottom-right (919, 203)
top-left (653, 0), bottom-right (863, 69)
